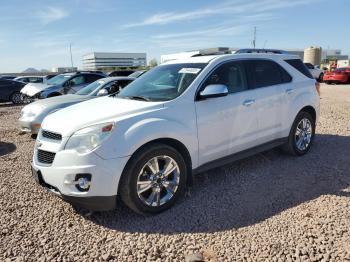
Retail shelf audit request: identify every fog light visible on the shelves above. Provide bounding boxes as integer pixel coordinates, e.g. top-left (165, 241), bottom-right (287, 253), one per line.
top-left (75, 174), bottom-right (91, 192)
top-left (78, 177), bottom-right (90, 189)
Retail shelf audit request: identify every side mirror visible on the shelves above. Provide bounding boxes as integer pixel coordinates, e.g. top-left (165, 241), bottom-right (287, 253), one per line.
top-left (199, 84), bottom-right (229, 99)
top-left (97, 89), bottom-right (108, 96)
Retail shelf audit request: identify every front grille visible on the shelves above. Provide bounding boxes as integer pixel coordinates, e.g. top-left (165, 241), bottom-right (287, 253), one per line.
top-left (42, 130), bottom-right (62, 141)
top-left (37, 149), bottom-right (56, 164)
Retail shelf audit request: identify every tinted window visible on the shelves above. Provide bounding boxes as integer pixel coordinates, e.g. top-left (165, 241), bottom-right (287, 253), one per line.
top-left (245, 60), bottom-right (292, 88)
top-left (203, 61), bottom-right (247, 93)
top-left (28, 77), bottom-right (43, 83)
top-left (70, 75), bottom-right (85, 86)
top-left (285, 59), bottom-right (313, 79)
top-left (304, 63), bottom-right (314, 69)
top-left (85, 74), bottom-right (103, 83)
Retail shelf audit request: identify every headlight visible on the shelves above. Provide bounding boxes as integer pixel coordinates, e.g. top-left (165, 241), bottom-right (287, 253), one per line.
top-left (64, 122), bottom-right (115, 154)
top-left (21, 106), bottom-right (41, 118)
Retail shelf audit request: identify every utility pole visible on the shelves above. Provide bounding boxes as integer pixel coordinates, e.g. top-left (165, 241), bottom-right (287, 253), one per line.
top-left (69, 43), bottom-right (74, 69)
top-left (252, 26), bottom-right (256, 49)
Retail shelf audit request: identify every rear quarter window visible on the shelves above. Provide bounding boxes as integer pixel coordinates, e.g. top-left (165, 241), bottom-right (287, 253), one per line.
top-left (285, 59), bottom-right (313, 79)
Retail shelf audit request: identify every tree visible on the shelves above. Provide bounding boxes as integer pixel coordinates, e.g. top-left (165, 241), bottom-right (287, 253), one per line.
top-left (149, 58), bottom-right (158, 67)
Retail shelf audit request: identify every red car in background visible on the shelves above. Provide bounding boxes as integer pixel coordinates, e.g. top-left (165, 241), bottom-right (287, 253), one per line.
top-left (323, 67), bottom-right (350, 84)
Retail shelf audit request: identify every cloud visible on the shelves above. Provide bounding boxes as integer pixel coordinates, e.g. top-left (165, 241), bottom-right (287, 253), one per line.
top-left (122, 0), bottom-right (319, 28)
top-left (36, 7), bottom-right (69, 24)
top-left (152, 13), bottom-right (274, 40)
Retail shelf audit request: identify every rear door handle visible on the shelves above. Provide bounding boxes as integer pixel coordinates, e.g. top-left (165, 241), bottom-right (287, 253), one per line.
top-left (243, 99), bottom-right (255, 106)
top-left (286, 89), bottom-right (294, 94)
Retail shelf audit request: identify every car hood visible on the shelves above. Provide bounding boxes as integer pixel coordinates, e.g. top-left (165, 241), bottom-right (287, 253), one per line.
top-left (21, 95), bottom-right (92, 117)
top-left (20, 83), bottom-right (52, 97)
top-left (31, 94), bottom-right (91, 108)
top-left (41, 96), bottom-right (164, 137)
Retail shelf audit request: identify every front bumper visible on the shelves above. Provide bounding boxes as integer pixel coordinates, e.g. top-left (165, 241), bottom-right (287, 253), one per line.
top-left (18, 117), bottom-right (41, 134)
top-left (32, 148), bottom-right (130, 211)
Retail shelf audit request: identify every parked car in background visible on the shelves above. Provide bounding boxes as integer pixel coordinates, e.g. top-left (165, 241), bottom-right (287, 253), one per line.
top-left (304, 63), bottom-right (324, 81)
top-left (128, 70), bottom-right (147, 78)
top-left (14, 76), bottom-right (46, 83)
top-left (19, 77), bottom-right (135, 134)
top-left (109, 70), bottom-right (135, 77)
top-left (0, 75), bottom-right (17, 80)
top-left (32, 51), bottom-right (319, 214)
top-left (323, 67), bottom-right (350, 84)
top-left (21, 71), bottom-right (107, 100)
top-left (0, 79), bottom-right (26, 104)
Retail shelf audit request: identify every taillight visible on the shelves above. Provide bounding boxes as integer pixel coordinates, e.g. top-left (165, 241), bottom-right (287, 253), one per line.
top-left (315, 81), bottom-right (320, 96)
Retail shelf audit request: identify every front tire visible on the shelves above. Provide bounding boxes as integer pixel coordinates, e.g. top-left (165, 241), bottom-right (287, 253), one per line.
top-left (283, 111), bottom-right (315, 156)
top-left (119, 143), bottom-right (187, 215)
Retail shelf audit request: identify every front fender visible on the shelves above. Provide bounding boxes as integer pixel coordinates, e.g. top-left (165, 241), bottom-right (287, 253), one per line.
top-left (95, 117), bottom-right (198, 167)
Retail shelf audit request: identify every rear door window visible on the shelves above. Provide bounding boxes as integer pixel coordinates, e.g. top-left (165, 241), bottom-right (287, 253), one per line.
top-left (85, 74), bottom-right (104, 83)
top-left (244, 60), bottom-right (292, 88)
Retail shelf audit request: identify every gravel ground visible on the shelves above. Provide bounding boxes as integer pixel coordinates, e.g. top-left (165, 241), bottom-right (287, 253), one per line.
top-left (1, 84), bottom-right (350, 261)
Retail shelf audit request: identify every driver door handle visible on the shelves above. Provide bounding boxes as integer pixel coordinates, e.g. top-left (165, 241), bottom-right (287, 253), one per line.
top-left (243, 99), bottom-right (255, 106)
top-left (286, 88), bottom-right (294, 94)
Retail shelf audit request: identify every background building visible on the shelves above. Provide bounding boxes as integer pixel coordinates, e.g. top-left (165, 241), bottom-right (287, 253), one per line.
top-left (82, 52), bottom-right (147, 71)
top-left (52, 67), bottom-right (78, 73)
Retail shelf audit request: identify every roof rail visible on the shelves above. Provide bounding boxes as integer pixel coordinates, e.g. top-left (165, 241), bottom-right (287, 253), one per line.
top-left (75, 70), bottom-right (105, 74)
top-left (235, 48), bottom-right (289, 54)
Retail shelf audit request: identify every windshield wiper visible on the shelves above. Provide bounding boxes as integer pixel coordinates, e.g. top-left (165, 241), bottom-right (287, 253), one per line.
top-left (122, 95), bottom-right (151, 101)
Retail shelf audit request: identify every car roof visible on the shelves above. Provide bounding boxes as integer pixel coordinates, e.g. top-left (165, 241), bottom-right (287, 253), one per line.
top-left (100, 76), bottom-right (136, 82)
top-left (15, 75), bottom-right (44, 78)
top-left (163, 53), bottom-right (301, 65)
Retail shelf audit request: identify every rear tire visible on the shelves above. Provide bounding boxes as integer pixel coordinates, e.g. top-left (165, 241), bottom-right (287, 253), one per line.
top-left (282, 111), bottom-right (315, 156)
top-left (318, 73), bottom-right (324, 82)
top-left (119, 143), bottom-right (187, 215)
top-left (10, 92), bottom-right (22, 104)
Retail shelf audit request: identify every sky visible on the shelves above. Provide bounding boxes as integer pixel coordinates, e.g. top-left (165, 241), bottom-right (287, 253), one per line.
top-left (0, 0), bottom-right (349, 72)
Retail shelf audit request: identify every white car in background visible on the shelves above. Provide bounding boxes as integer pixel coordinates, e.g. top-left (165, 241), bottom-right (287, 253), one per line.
top-left (14, 75), bottom-right (55, 84)
top-left (31, 50), bottom-right (320, 215)
top-left (19, 75), bottom-right (57, 102)
top-left (304, 63), bottom-right (324, 81)
top-left (19, 77), bottom-right (135, 135)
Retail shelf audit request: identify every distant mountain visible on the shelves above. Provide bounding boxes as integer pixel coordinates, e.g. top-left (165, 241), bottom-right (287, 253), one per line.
top-left (22, 68), bottom-right (39, 73)
top-left (40, 69), bottom-right (50, 73)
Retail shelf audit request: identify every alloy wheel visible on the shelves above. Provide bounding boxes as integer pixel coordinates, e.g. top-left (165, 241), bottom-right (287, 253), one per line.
top-left (136, 155), bottom-right (180, 207)
top-left (294, 118), bottom-right (312, 151)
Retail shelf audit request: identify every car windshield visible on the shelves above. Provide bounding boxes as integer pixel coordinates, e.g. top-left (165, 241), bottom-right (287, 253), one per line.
top-left (118, 63), bottom-right (207, 101)
top-left (76, 79), bottom-right (106, 96)
top-left (46, 74), bottom-right (72, 85)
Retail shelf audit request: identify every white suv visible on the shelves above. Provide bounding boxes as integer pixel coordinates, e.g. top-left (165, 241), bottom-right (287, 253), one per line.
top-left (31, 52), bottom-right (320, 214)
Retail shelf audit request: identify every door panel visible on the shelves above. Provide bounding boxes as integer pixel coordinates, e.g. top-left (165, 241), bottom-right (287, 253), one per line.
top-left (243, 60), bottom-right (293, 143)
top-left (196, 90), bottom-right (258, 165)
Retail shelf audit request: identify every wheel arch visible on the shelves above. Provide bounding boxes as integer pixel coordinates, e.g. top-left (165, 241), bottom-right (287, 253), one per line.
top-left (118, 137), bottom-right (193, 194)
top-left (299, 105), bottom-right (316, 122)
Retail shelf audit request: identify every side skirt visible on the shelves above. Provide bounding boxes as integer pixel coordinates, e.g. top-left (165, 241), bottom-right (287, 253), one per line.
top-left (193, 138), bottom-right (287, 175)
